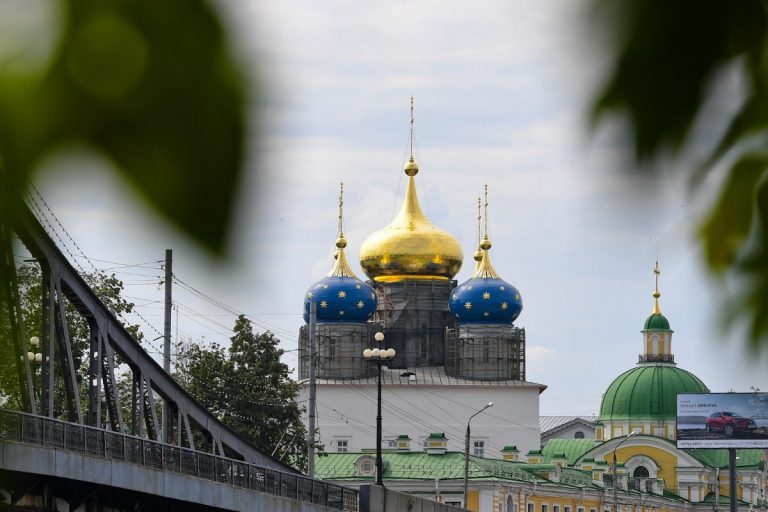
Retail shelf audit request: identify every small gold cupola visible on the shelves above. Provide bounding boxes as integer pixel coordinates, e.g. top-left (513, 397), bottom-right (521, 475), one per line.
top-left (359, 98), bottom-right (463, 282)
top-left (640, 260), bottom-right (674, 364)
top-left (328, 182), bottom-right (357, 278)
top-left (473, 185), bottom-right (500, 279)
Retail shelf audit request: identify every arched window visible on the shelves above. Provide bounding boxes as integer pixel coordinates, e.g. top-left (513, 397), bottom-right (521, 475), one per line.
top-left (574, 431), bottom-right (585, 439)
top-left (506, 496), bottom-right (515, 512)
top-left (633, 466), bottom-right (650, 478)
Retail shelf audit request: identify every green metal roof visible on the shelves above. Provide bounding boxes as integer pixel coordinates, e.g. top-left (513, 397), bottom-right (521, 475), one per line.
top-left (685, 448), bottom-right (764, 469)
top-left (314, 452), bottom-right (599, 485)
top-left (643, 313), bottom-right (671, 331)
top-left (599, 365), bottom-right (708, 420)
top-left (542, 439), bottom-right (596, 465)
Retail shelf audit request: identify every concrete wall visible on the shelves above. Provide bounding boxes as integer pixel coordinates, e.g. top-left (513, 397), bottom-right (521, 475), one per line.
top-left (359, 485), bottom-right (465, 512)
top-left (0, 441), bottom-right (341, 512)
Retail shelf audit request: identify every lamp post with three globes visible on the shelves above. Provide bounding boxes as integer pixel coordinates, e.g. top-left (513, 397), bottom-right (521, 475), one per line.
top-left (363, 331), bottom-right (395, 486)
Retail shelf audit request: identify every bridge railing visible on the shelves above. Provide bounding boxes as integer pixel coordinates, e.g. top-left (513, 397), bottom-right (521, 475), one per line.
top-left (0, 409), bottom-right (358, 511)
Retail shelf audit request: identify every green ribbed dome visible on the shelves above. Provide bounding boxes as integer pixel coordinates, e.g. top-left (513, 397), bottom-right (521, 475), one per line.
top-left (599, 365), bottom-right (708, 421)
top-left (643, 312), bottom-right (671, 331)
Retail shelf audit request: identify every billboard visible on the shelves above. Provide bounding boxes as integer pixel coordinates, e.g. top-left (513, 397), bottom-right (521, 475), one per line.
top-left (677, 393), bottom-right (768, 449)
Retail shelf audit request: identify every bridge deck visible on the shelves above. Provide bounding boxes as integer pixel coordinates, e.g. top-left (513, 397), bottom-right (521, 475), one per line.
top-left (0, 409), bottom-right (358, 511)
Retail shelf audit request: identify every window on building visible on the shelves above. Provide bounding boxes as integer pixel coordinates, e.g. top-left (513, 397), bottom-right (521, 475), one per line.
top-left (554, 505), bottom-right (560, 512)
top-left (527, 503), bottom-right (535, 512)
top-left (565, 507), bottom-right (571, 512)
top-left (473, 439), bottom-right (485, 457)
top-left (383, 437), bottom-right (397, 449)
top-left (577, 507), bottom-right (584, 512)
top-left (335, 439), bottom-right (349, 453)
top-left (328, 338), bottom-right (336, 360)
top-left (574, 430), bottom-right (585, 439)
top-left (541, 504), bottom-right (548, 512)
top-left (633, 466), bottom-right (650, 478)
top-left (506, 496), bottom-right (515, 512)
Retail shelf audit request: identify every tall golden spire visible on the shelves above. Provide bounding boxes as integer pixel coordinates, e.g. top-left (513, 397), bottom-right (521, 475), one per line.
top-left (327, 181), bottom-right (358, 278)
top-left (404, 96), bottom-right (419, 177)
top-left (473, 184), bottom-right (500, 278)
top-left (358, 97), bottom-right (464, 282)
top-left (473, 196), bottom-right (483, 270)
top-left (652, 260), bottom-right (661, 314)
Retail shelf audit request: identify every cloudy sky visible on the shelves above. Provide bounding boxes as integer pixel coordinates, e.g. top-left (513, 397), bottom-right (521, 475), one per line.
top-left (11, 0), bottom-right (766, 416)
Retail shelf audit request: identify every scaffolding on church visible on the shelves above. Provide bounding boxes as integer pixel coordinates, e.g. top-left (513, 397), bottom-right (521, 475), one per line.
top-left (298, 323), bottom-right (378, 380)
top-left (445, 325), bottom-right (526, 381)
top-left (371, 279), bottom-right (454, 368)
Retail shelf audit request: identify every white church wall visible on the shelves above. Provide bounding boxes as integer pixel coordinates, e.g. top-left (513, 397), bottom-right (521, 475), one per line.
top-left (303, 383), bottom-right (542, 456)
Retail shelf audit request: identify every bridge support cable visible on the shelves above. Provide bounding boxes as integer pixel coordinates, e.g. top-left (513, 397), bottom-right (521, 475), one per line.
top-left (3, 202), bottom-right (296, 473)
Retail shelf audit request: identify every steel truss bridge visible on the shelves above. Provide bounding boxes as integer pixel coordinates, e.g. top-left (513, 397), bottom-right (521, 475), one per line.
top-left (0, 202), bottom-right (358, 511)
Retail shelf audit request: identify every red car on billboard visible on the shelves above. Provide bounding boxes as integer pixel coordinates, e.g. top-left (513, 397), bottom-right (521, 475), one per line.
top-left (705, 412), bottom-right (757, 437)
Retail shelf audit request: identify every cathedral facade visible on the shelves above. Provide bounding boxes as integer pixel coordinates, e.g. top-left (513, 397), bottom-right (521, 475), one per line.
top-left (298, 106), bottom-right (543, 457)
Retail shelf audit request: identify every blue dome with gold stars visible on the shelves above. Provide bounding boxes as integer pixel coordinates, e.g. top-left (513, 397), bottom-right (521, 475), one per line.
top-left (304, 269), bottom-right (376, 323)
top-left (449, 190), bottom-right (522, 324)
top-left (303, 183), bottom-right (377, 324)
top-left (449, 239), bottom-right (523, 324)
top-left (449, 275), bottom-right (522, 324)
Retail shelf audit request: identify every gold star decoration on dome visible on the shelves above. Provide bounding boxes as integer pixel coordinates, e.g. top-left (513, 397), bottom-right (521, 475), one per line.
top-left (355, 284), bottom-right (361, 289)
top-left (484, 312), bottom-right (490, 317)
top-left (356, 301), bottom-right (364, 308)
top-left (467, 286), bottom-right (473, 290)
top-left (307, 292), bottom-right (313, 298)
top-left (452, 294), bottom-right (457, 300)
top-left (339, 310), bottom-right (345, 316)
top-left (320, 300), bottom-right (328, 308)
top-left (482, 292), bottom-right (491, 300)
top-left (500, 302), bottom-right (508, 310)
top-left (338, 290), bottom-right (347, 298)
top-left (515, 293), bottom-right (520, 301)
top-left (464, 301), bottom-right (472, 310)
top-left (371, 293), bottom-right (375, 299)
top-left (500, 286), bottom-right (505, 291)
top-left (323, 284), bottom-right (328, 289)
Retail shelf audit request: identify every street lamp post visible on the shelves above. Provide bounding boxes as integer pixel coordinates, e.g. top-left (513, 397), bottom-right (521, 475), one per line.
top-left (464, 401), bottom-right (494, 508)
top-left (613, 431), bottom-right (637, 512)
top-left (363, 331), bottom-right (396, 486)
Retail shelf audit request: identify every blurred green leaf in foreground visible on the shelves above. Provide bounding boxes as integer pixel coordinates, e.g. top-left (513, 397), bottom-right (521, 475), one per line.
top-left (0, 0), bottom-right (248, 430)
top-left (0, 0), bottom-right (248, 253)
top-left (592, 0), bottom-right (768, 348)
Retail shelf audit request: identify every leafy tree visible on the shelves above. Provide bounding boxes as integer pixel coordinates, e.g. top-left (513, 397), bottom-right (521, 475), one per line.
top-left (0, 262), bottom-right (141, 415)
top-left (175, 315), bottom-right (310, 472)
top-left (592, 0), bottom-right (768, 347)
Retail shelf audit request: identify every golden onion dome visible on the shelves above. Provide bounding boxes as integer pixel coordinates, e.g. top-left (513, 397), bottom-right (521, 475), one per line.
top-left (359, 156), bottom-right (463, 282)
